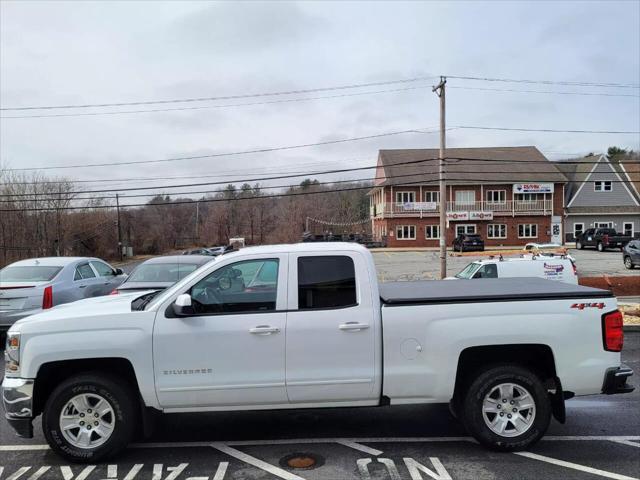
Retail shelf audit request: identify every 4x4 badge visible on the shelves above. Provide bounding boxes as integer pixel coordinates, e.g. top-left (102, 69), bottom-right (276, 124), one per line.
top-left (571, 302), bottom-right (605, 310)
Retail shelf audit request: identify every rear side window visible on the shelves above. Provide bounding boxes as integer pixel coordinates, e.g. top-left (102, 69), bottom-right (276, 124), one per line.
top-left (75, 263), bottom-right (96, 280)
top-left (298, 256), bottom-right (356, 310)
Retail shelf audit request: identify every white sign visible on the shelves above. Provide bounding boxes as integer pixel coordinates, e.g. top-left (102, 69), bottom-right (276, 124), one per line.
top-left (415, 202), bottom-right (437, 210)
top-left (469, 211), bottom-right (494, 220)
top-left (446, 212), bottom-right (469, 221)
top-left (513, 183), bottom-right (554, 193)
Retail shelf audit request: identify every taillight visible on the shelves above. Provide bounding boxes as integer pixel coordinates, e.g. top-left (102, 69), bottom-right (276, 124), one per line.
top-left (109, 289), bottom-right (119, 295)
top-left (602, 310), bottom-right (624, 352)
top-left (42, 285), bottom-right (53, 309)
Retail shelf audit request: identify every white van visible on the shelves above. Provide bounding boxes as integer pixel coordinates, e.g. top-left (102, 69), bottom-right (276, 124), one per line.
top-left (453, 255), bottom-right (578, 284)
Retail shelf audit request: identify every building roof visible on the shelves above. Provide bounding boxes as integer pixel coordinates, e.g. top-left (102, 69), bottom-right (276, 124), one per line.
top-left (374, 146), bottom-right (567, 187)
top-left (557, 153), bottom-right (640, 206)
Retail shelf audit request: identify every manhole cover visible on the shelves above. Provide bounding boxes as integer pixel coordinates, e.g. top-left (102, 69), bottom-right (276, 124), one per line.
top-left (280, 453), bottom-right (325, 470)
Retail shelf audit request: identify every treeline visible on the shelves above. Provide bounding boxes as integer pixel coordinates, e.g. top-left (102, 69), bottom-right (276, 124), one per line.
top-left (0, 171), bottom-right (370, 267)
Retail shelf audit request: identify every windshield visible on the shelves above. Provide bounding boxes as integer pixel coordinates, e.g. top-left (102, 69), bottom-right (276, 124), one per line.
top-left (0, 265), bottom-right (63, 282)
top-left (128, 263), bottom-right (200, 283)
top-left (455, 262), bottom-right (481, 279)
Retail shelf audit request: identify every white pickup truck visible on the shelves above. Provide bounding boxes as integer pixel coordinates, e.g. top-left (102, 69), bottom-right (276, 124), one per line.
top-left (2, 243), bottom-right (634, 462)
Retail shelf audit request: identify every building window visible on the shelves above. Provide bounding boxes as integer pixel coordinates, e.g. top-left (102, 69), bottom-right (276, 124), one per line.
top-left (515, 193), bottom-right (545, 202)
top-left (594, 181), bottom-right (612, 192)
top-left (455, 224), bottom-right (477, 236)
top-left (455, 190), bottom-right (475, 205)
top-left (425, 225), bottom-right (440, 239)
top-left (487, 224), bottom-right (507, 239)
top-left (623, 222), bottom-right (634, 237)
top-left (595, 222), bottom-right (613, 228)
top-left (395, 191), bottom-right (415, 204)
top-left (396, 225), bottom-right (416, 240)
top-left (518, 224), bottom-right (538, 238)
top-left (573, 223), bottom-right (584, 239)
top-left (423, 191), bottom-right (440, 203)
top-left (486, 190), bottom-right (506, 203)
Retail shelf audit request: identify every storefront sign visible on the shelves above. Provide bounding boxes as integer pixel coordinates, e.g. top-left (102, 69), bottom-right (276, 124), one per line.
top-left (513, 183), bottom-right (554, 193)
top-left (415, 202), bottom-right (437, 210)
top-left (446, 212), bottom-right (469, 221)
top-left (469, 211), bottom-right (494, 220)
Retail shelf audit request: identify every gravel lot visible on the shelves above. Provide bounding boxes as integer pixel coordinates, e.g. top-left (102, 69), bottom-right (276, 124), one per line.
top-left (372, 248), bottom-right (638, 282)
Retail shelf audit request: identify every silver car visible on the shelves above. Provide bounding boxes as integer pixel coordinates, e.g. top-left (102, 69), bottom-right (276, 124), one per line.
top-left (0, 257), bottom-right (126, 331)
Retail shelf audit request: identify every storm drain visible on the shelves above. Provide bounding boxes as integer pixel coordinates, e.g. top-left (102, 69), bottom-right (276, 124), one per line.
top-left (280, 453), bottom-right (325, 470)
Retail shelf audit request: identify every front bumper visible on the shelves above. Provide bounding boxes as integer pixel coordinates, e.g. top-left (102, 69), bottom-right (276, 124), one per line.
top-left (602, 364), bottom-right (635, 395)
top-left (2, 377), bottom-right (35, 438)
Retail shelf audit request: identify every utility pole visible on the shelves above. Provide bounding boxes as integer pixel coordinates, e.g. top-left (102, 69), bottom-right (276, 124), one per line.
top-left (195, 201), bottom-right (200, 241)
top-left (116, 193), bottom-right (123, 261)
top-left (432, 76), bottom-right (447, 279)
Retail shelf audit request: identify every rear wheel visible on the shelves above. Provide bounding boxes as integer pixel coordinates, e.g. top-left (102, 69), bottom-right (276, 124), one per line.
top-left (42, 373), bottom-right (136, 463)
top-left (461, 365), bottom-right (551, 451)
top-left (597, 242), bottom-right (604, 252)
top-left (576, 240), bottom-right (583, 250)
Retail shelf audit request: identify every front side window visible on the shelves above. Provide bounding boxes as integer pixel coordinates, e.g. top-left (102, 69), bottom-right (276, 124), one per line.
top-left (425, 225), bottom-right (440, 239)
top-left (90, 261), bottom-right (114, 277)
top-left (396, 225), bottom-right (416, 240)
top-left (189, 259), bottom-right (278, 314)
top-left (298, 256), bottom-right (356, 310)
top-left (594, 181), bottom-right (612, 192)
top-left (487, 224), bottom-right (507, 239)
top-left (76, 263), bottom-right (96, 280)
top-left (518, 224), bottom-right (538, 238)
top-left (474, 264), bottom-right (498, 278)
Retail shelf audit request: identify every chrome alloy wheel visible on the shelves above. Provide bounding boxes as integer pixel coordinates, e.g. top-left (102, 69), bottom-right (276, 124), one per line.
top-left (482, 383), bottom-right (536, 437)
top-left (59, 393), bottom-right (115, 448)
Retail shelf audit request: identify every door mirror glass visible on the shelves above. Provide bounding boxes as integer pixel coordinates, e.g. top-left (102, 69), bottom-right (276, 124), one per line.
top-left (114, 267), bottom-right (124, 276)
top-left (172, 293), bottom-right (194, 316)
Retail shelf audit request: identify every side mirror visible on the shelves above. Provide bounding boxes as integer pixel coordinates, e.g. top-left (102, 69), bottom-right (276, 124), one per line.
top-left (114, 268), bottom-right (124, 276)
top-left (172, 293), bottom-right (194, 317)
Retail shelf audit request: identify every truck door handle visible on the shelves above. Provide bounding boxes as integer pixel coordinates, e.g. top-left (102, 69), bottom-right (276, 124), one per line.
top-left (339, 322), bottom-right (370, 331)
top-left (249, 325), bottom-right (280, 335)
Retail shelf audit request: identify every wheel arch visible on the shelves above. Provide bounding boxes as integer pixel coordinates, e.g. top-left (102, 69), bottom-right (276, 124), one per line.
top-left (451, 344), bottom-right (567, 423)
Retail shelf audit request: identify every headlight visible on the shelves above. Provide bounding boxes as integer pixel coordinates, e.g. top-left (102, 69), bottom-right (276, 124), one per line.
top-left (4, 332), bottom-right (21, 375)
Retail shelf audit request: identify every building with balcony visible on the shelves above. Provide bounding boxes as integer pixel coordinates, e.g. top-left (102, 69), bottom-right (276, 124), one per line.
top-left (368, 146), bottom-right (567, 247)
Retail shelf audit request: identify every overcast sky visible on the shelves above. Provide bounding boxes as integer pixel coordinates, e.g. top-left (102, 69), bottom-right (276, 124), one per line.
top-left (1, 0), bottom-right (639, 197)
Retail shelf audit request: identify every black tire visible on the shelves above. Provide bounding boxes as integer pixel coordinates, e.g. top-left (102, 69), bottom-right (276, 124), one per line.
top-left (576, 240), bottom-right (583, 250)
top-left (42, 373), bottom-right (136, 463)
top-left (461, 364), bottom-right (551, 452)
top-left (624, 256), bottom-right (634, 269)
top-left (597, 242), bottom-right (604, 252)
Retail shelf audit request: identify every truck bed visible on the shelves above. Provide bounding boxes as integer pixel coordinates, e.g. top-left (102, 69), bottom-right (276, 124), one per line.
top-left (379, 277), bottom-right (613, 305)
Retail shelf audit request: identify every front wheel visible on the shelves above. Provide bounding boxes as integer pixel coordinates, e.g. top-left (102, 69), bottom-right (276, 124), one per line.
top-left (576, 240), bottom-right (583, 250)
top-left (461, 365), bottom-right (551, 451)
top-left (42, 373), bottom-right (136, 463)
top-left (597, 242), bottom-right (604, 252)
top-left (624, 256), bottom-right (634, 269)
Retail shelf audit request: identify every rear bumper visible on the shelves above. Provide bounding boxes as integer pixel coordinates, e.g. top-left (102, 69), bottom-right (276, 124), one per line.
top-left (1, 377), bottom-right (35, 438)
top-left (602, 364), bottom-right (635, 395)
top-left (462, 244), bottom-right (485, 251)
top-left (0, 309), bottom-right (42, 329)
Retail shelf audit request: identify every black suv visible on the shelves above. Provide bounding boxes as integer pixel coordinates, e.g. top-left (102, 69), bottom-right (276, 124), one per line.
top-left (453, 233), bottom-right (485, 252)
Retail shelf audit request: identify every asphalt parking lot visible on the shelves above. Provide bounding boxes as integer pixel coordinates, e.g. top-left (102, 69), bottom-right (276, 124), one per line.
top-left (1, 332), bottom-right (638, 480)
top-left (372, 248), bottom-right (637, 282)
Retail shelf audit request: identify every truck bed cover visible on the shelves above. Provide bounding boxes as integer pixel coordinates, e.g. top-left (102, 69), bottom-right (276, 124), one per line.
top-left (379, 277), bottom-right (613, 305)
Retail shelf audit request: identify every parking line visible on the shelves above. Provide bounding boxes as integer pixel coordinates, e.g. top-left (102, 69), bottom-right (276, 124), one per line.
top-left (514, 452), bottom-right (639, 480)
top-left (336, 439), bottom-right (383, 456)
top-left (608, 439), bottom-right (640, 448)
top-left (210, 442), bottom-right (307, 480)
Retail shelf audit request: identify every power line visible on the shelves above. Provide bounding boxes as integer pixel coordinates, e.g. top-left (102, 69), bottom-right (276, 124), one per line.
top-left (446, 75), bottom-right (640, 89)
top-left (0, 76), bottom-right (439, 111)
top-left (448, 85), bottom-right (640, 98)
top-left (0, 85), bottom-right (433, 119)
top-left (3, 155), bottom-right (636, 198)
top-left (454, 126), bottom-right (640, 134)
top-left (3, 128), bottom-right (441, 172)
